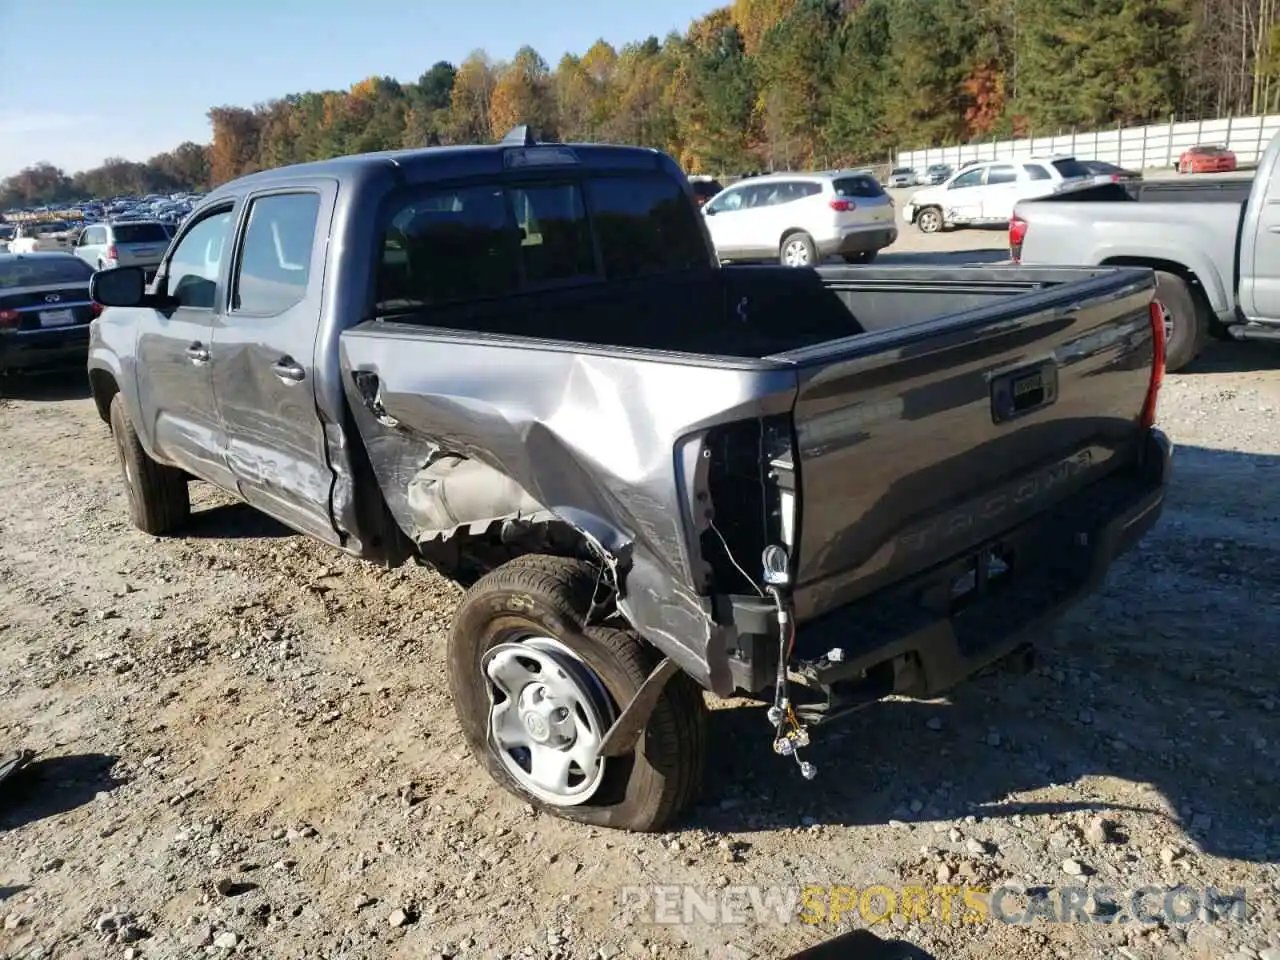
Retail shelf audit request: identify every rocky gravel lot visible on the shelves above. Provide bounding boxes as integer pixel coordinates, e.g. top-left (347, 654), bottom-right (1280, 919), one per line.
top-left (1, 332), bottom-right (1279, 960)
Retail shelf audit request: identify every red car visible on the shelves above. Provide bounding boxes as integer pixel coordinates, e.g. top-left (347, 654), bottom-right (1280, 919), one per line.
top-left (1178, 144), bottom-right (1237, 174)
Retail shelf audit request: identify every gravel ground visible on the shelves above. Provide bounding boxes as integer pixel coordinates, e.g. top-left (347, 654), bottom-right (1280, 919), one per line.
top-left (0, 309), bottom-right (1278, 960)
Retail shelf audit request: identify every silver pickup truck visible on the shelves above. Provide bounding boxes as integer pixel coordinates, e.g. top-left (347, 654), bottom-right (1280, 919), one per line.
top-left (86, 129), bottom-right (1171, 832)
top-left (1011, 132), bottom-right (1280, 371)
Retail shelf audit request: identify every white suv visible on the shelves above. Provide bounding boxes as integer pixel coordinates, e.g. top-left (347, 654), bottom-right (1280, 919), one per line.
top-left (701, 171), bottom-right (898, 266)
top-left (903, 157), bottom-right (1092, 233)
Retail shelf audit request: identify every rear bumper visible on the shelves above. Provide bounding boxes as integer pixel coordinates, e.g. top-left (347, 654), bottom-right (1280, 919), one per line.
top-left (719, 428), bottom-right (1172, 721)
top-left (0, 326), bottom-right (91, 372)
top-left (819, 226), bottom-right (899, 256)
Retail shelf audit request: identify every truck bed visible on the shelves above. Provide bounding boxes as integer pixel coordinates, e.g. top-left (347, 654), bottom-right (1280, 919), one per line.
top-left (339, 264), bottom-right (1160, 691)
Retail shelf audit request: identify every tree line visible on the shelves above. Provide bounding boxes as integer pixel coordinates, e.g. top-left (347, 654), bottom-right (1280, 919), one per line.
top-left (5, 0), bottom-right (1279, 208)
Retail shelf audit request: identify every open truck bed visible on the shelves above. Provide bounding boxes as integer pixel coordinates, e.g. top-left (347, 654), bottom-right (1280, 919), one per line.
top-left (340, 263), bottom-right (1169, 715)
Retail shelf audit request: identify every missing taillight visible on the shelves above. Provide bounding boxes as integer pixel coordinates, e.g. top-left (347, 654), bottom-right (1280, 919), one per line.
top-left (1141, 300), bottom-right (1167, 429)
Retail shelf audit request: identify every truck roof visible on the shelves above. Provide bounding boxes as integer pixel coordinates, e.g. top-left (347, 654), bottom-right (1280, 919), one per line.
top-left (209, 129), bottom-right (670, 199)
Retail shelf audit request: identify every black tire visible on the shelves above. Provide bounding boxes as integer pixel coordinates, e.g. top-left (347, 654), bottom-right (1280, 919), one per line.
top-left (779, 231), bottom-right (817, 267)
top-left (915, 206), bottom-right (943, 234)
top-left (1154, 271), bottom-right (1206, 373)
top-left (109, 393), bottom-right (190, 535)
top-left (842, 251), bottom-right (878, 264)
top-left (448, 554), bottom-right (707, 832)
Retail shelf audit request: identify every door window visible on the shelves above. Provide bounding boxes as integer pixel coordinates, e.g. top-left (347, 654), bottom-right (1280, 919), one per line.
top-left (165, 207), bottom-right (234, 309)
top-left (706, 188), bottom-right (747, 214)
top-left (1023, 164), bottom-right (1051, 181)
top-left (232, 192), bottom-right (322, 314)
top-left (950, 169), bottom-right (985, 189)
top-left (986, 165), bottom-right (1018, 185)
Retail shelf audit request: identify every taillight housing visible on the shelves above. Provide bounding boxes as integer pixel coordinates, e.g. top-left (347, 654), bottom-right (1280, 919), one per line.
top-left (1009, 214), bottom-right (1028, 263)
top-left (1141, 300), bottom-right (1167, 429)
top-left (830, 198), bottom-right (854, 212)
top-left (0, 308), bottom-right (19, 329)
top-left (106, 244), bottom-right (118, 260)
top-left (91, 302), bottom-right (104, 318)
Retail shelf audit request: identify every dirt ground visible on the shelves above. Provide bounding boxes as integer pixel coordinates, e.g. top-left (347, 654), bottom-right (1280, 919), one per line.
top-left (1, 326), bottom-right (1278, 960)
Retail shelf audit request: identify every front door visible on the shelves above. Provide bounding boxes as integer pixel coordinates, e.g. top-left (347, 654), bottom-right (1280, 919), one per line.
top-left (1243, 171), bottom-right (1280, 321)
top-left (703, 185), bottom-right (756, 261)
top-left (134, 204), bottom-right (238, 489)
top-left (209, 184), bottom-right (339, 545)
top-left (943, 167), bottom-right (987, 224)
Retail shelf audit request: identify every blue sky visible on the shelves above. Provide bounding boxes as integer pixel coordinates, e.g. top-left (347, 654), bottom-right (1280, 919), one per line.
top-left (0, 0), bottom-right (715, 177)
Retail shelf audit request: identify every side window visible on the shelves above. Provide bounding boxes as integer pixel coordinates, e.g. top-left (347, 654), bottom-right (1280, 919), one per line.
top-left (987, 165), bottom-right (1018, 185)
top-left (378, 184), bottom-right (517, 307)
top-left (509, 184), bottom-right (595, 288)
top-left (1023, 164), bottom-right (1051, 181)
top-left (950, 169), bottom-right (985, 189)
top-left (710, 188), bottom-right (746, 213)
top-left (232, 193), bottom-right (321, 314)
top-left (165, 208), bottom-right (234, 309)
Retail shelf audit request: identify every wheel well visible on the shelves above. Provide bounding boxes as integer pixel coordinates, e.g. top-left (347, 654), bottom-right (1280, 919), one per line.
top-left (88, 369), bottom-right (118, 424)
top-left (418, 518), bottom-right (615, 594)
top-left (1098, 256), bottom-right (1214, 323)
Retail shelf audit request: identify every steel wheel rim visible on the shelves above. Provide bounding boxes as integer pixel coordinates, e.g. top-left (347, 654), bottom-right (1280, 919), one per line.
top-left (783, 239), bottom-right (810, 266)
top-left (482, 635), bottom-right (614, 806)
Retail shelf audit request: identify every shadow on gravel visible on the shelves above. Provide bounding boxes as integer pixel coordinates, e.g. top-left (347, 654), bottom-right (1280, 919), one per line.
top-left (1179, 338), bottom-right (1280, 374)
top-left (692, 444), bottom-right (1280, 865)
top-left (783, 929), bottom-right (938, 959)
top-left (0, 369), bottom-right (92, 402)
top-left (0, 753), bottom-right (124, 831)
top-left (0, 885), bottom-right (29, 901)
top-left (183, 502), bottom-right (294, 540)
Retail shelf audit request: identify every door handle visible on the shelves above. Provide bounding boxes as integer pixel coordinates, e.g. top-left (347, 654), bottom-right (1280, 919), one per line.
top-left (185, 342), bottom-right (210, 364)
top-left (1268, 226), bottom-right (1280, 234)
top-left (271, 357), bottom-right (306, 383)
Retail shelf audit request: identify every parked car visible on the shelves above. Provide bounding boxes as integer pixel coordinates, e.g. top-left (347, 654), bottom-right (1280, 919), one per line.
top-left (87, 128), bottom-right (1170, 833)
top-left (1080, 159), bottom-right (1143, 184)
top-left (0, 252), bottom-right (100, 373)
top-left (0, 224), bottom-right (12, 254)
top-left (1178, 144), bottom-right (1237, 174)
top-left (1009, 131), bottom-right (1279, 372)
top-left (701, 170), bottom-right (897, 265)
top-left (9, 221), bottom-right (76, 254)
top-left (887, 167), bottom-right (916, 188)
top-left (921, 163), bottom-right (953, 185)
top-left (687, 175), bottom-right (724, 208)
top-left (904, 157), bottom-right (1093, 233)
top-left (73, 220), bottom-right (172, 278)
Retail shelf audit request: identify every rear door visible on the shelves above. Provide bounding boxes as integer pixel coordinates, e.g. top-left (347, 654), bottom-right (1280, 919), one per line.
top-left (209, 184), bottom-right (338, 544)
top-left (111, 222), bottom-right (171, 269)
top-left (134, 204), bottom-right (238, 489)
top-left (75, 225), bottom-right (107, 268)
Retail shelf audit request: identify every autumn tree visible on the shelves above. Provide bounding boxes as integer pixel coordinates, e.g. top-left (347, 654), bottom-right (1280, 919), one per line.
top-left (448, 50), bottom-right (496, 143)
top-left (208, 106), bottom-right (263, 184)
top-left (489, 46), bottom-right (556, 139)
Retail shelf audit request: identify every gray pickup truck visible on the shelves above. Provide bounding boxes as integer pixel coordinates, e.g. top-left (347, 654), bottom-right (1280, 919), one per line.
top-left (1012, 131), bottom-right (1280, 372)
top-left (86, 127), bottom-right (1171, 832)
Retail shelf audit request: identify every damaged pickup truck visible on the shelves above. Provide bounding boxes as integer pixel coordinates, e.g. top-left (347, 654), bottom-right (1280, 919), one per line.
top-left (87, 127), bottom-right (1172, 831)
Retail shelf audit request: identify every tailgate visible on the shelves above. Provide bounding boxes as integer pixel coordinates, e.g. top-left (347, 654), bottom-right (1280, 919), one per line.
top-left (116, 243), bottom-right (168, 265)
top-left (779, 269), bottom-right (1158, 622)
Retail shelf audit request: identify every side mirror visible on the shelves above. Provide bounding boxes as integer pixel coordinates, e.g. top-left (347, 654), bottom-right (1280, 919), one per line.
top-left (703, 206), bottom-right (717, 216)
top-left (90, 266), bottom-right (147, 308)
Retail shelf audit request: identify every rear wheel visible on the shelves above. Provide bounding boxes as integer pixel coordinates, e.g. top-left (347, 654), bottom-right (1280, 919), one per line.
top-left (779, 232), bottom-right (817, 267)
top-left (916, 206), bottom-right (943, 234)
top-left (448, 554), bottom-right (707, 832)
top-left (1154, 271), bottom-right (1206, 373)
top-left (109, 394), bottom-right (190, 535)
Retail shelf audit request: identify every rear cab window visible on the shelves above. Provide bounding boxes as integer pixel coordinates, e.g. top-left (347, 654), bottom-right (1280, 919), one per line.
top-left (112, 223), bottom-right (171, 244)
top-left (833, 176), bottom-right (885, 198)
top-left (377, 172), bottom-right (708, 311)
top-left (1051, 158), bottom-right (1091, 180)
